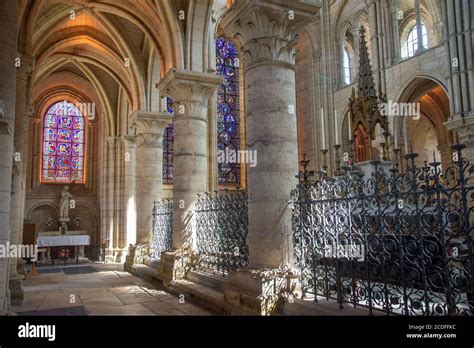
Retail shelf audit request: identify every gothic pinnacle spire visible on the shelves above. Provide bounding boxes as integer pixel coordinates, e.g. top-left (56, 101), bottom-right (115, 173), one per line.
top-left (357, 26), bottom-right (377, 99)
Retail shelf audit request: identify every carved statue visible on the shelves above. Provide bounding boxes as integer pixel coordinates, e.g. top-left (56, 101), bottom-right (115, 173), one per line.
top-left (59, 185), bottom-right (73, 220)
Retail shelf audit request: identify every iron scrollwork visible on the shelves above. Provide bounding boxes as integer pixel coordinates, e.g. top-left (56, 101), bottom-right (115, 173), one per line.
top-left (151, 199), bottom-right (173, 259)
top-left (291, 145), bottom-right (474, 316)
top-left (195, 190), bottom-right (249, 275)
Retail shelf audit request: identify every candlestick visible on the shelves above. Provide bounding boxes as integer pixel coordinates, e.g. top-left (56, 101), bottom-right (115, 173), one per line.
top-left (320, 149), bottom-right (328, 172)
top-left (334, 110), bottom-right (339, 145)
top-left (404, 122), bottom-right (409, 154)
top-left (333, 144), bottom-right (342, 176)
top-left (394, 126), bottom-right (399, 149)
top-left (321, 108), bottom-right (326, 149)
top-left (348, 113), bottom-right (352, 141)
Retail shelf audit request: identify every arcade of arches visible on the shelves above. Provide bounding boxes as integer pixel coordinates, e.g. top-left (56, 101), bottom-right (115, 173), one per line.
top-left (0, 0), bottom-right (473, 315)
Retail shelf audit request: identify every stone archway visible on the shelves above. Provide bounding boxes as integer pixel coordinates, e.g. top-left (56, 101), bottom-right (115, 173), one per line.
top-left (394, 77), bottom-right (453, 169)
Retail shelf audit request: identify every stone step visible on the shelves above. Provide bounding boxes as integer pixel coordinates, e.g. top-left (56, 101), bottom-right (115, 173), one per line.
top-left (131, 264), bottom-right (159, 283)
top-left (169, 279), bottom-right (254, 315)
top-left (282, 297), bottom-right (375, 316)
top-left (142, 257), bottom-right (160, 269)
top-left (186, 270), bottom-right (228, 292)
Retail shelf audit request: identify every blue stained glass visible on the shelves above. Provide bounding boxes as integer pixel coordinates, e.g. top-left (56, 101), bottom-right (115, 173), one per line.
top-left (217, 37), bottom-right (241, 186)
top-left (41, 101), bottom-right (85, 184)
top-left (159, 39), bottom-right (241, 187)
top-left (166, 97), bottom-right (174, 114)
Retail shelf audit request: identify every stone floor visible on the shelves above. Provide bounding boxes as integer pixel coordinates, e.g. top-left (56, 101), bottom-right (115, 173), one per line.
top-left (11, 263), bottom-right (213, 316)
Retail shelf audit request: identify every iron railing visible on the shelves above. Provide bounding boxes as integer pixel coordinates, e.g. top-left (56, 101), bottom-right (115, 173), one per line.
top-left (291, 145), bottom-right (473, 315)
top-left (195, 190), bottom-right (249, 275)
top-left (151, 199), bottom-right (173, 259)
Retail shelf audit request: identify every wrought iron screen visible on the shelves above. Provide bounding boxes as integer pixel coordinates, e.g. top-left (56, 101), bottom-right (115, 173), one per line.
top-left (195, 190), bottom-right (249, 275)
top-left (151, 199), bottom-right (173, 259)
top-left (291, 145), bottom-right (473, 315)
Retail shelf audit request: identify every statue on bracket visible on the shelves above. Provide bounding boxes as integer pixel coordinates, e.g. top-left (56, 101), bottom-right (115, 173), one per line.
top-left (59, 186), bottom-right (73, 235)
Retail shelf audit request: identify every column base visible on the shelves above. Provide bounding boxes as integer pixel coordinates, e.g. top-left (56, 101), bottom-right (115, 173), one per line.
top-left (158, 249), bottom-right (196, 286)
top-left (124, 243), bottom-right (151, 272)
top-left (223, 267), bottom-right (300, 315)
top-left (17, 259), bottom-right (27, 277)
top-left (9, 274), bottom-right (24, 306)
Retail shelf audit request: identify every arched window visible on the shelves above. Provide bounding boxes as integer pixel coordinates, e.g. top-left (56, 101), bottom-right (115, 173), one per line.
top-left (402, 24), bottom-right (428, 58)
top-left (41, 101), bottom-right (86, 184)
top-left (343, 47), bottom-right (352, 85)
top-left (163, 97), bottom-right (174, 185)
top-left (216, 37), bottom-right (241, 186)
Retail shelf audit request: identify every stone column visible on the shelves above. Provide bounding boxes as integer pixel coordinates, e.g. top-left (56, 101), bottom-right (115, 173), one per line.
top-left (158, 69), bottom-right (221, 251)
top-left (415, 0), bottom-right (425, 54)
top-left (391, 0), bottom-right (401, 63)
top-left (0, 0), bottom-right (18, 314)
top-left (121, 136), bottom-right (137, 254)
top-left (157, 69), bottom-right (221, 284)
top-left (218, 0), bottom-right (320, 314)
top-left (130, 111), bottom-right (170, 244)
top-left (8, 56), bottom-right (33, 306)
top-left (443, 0), bottom-right (474, 162)
top-left (0, 0), bottom-right (18, 315)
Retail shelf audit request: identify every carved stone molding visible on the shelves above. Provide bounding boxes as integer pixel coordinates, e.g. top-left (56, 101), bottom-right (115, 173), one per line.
top-left (130, 110), bottom-right (170, 135)
top-left (16, 55), bottom-right (35, 81)
top-left (157, 69), bottom-right (222, 120)
top-left (105, 135), bottom-right (117, 145)
top-left (121, 135), bottom-right (137, 149)
top-left (218, 0), bottom-right (320, 68)
top-left (136, 133), bottom-right (163, 148)
top-left (445, 115), bottom-right (474, 146)
top-left (0, 99), bottom-right (12, 135)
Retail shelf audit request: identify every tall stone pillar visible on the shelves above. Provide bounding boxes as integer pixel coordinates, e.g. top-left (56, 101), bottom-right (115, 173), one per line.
top-left (390, 0), bottom-right (401, 63)
top-left (443, 0), bottom-right (474, 162)
top-left (218, 0), bottom-right (320, 314)
top-left (158, 69), bottom-right (221, 250)
top-left (121, 136), bottom-right (137, 254)
top-left (157, 69), bottom-right (221, 284)
top-left (415, 0), bottom-right (425, 53)
top-left (0, 0), bottom-right (18, 314)
top-left (8, 57), bottom-right (33, 306)
top-left (130, 111), bottom-right (170, 244)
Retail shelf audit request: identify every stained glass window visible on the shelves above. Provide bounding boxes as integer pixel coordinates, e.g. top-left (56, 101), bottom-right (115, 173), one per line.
top-left (216, 37), bottom-right (241, 186)
top-left (163, 97), bottom-right (174, 185)
top-left (41, 101), bottom-right (85, 184)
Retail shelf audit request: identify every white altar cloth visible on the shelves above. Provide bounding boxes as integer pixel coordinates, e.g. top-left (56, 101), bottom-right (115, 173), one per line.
top-left (37, 235), bottom-right (90, 247)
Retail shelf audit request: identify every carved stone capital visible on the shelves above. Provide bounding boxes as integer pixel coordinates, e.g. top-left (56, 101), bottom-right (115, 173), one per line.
top-left (445, 115), bottom-right (474, 147)
top-left (16, 55), bottom-right (35, 81)
top-left (121, 135), bottom-right (138, 149)
top-left (105, 136), bottom-right (117, 145)
top-left (130, 111), bottom-right (171, 135)
top-left (157, 69), bottom-right (222, 120)
top-left (218, 0), bottom-right (320, 69)
top-left (0, 99), bottom-right (12, 135)
top-left (136, 133), bottom-right (163, 148)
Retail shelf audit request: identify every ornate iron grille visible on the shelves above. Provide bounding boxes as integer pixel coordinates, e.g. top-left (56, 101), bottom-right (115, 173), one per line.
top-left (291, 145), bottom-right (473, 315)
top-left (195, 190), bottom-right (249, 275)
top-left (151, 199), bottom-right (173, 259)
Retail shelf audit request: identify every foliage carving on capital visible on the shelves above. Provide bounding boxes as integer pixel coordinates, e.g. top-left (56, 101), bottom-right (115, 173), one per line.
top-left (129, 111), bottom-right (171, 135)
top-left (136, 133), bottom-right (163, 148)
top-left (0, 99), bottom-right (12, 135)
top-left (218, 2), bottom-right (319, 67)
top-left (157, 69), bottom-right (222, 118)
top-left (16, 56), bottom-right (35, 80)
top-left (445, 115), bottom-right (474, 146)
